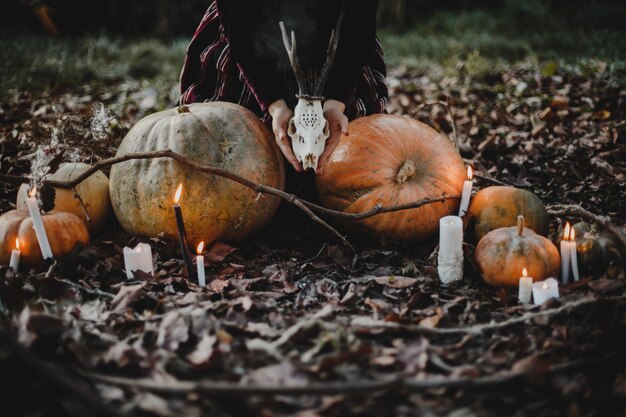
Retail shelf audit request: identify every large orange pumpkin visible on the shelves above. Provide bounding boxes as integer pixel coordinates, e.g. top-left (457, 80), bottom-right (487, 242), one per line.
top-left (109, 103), bottom-right (285, 245)
top-left (0, 210), bottom-right (89, 265)
top-left (316, 114), bottom-right (465, 242)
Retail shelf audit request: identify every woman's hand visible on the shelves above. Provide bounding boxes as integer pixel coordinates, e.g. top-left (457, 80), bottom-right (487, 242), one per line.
top-left (268, 99), bottom-right (302, 172)
top-left (317, 99), bottom-right (349, 175)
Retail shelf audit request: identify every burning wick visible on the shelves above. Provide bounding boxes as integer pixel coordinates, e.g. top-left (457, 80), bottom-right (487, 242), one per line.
top-left (9, 238), bottom-right (21, 272)
top-left (458, 166), bottom-right (474, 217)
top-left (196, 241), bottom-right (206, 287)
top-left (518, 267), bottom-right (533, 304)
top-left (25, 186), bottom-right (53, 260)
top-left (173, 184), bottom-right (194, 279)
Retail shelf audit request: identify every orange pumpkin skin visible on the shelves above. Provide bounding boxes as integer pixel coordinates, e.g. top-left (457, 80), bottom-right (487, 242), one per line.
top-left (466, 186), bottom-right (549, 243)
top-left (109, 103), bottom-right (285, 245)
top-left (0, 210), bottom-right (89, 265)
top-left (316, 114), bottom-right (465, 242)
top-left (475, 217), bottom-right (560, 287)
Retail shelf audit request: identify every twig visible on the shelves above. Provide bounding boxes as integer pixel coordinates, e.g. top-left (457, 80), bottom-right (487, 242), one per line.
top-left (547, 204), bottom-right (626, 249)
top-left (55, 278), bottom-right (115, 300)
top-left (472, 172), bottom-right (509, 186)
top-left (350, 295), bottom-right (626, 336)
top-left (78, 350), bottom-right (623, 396)
top-left (0, 149), bottom-right (459, 249)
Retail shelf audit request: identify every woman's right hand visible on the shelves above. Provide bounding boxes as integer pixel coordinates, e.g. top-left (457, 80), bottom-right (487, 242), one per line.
top-left (269, 99), bottom-right (302, 172)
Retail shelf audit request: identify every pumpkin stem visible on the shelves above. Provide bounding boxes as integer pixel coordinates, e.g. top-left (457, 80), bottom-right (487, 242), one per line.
top-left (177, 105), bottom-right (190, 114)
top-left (395, 160), bottom-right (416, 185)
top-left (517, 215), bottom-right (525, 236)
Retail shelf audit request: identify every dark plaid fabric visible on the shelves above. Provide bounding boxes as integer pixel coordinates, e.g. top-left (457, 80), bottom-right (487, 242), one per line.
top-left (179, 1), bottom-right (388, 121)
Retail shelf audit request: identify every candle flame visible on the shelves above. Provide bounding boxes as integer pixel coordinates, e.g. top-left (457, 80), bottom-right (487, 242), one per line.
top-left (15, 238), bottom-right (20, 250)
top-left (467, 165), bottom-right (473, 181)
top-left (569, 227), bottom-right (576, 241)
top-left (174, 183), bottom-right (183, 204)
top-left (28, 186), bottom-right (37, 198)
top-left (197, 241), bottom-right (205, 255)
top-left (542, 283), bottom-right (548, 290)
top-left (563, 222), bottom-right (571, 241)
top-left (522, 268), bottom-right (527, 277)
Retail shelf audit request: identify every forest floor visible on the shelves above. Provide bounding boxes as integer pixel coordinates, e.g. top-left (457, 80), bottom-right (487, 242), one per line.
top-left (1, 32), bottom-right (626, 417)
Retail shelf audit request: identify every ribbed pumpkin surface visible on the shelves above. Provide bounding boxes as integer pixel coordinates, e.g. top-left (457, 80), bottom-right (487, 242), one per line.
top-left (316, 114), bottom-right (465, 242)
top-left (0, 210), bottom-right (89, 265)
top-left (109, 102), bottom-right (285, 245)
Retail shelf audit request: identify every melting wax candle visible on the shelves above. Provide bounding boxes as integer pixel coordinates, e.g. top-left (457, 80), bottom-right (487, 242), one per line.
top-left (458, 166), bottom-right (474, 217)
top-left (9, 238), bottom-right (21, 272)
top-left (123, 242), bottom-right (154, 279)
top-left (518, 267), bottom-right (533, 304)
top-left (438, 215), bottom-right (463, 284)
top-left (25, 186), bottom-right (53, 260)
top-left (532, 278), bottom-right (559, 305)
top-left (196, 241), bottom-right (206, 287)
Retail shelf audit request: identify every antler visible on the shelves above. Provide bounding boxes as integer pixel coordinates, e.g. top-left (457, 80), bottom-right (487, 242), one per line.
top-left (279, 21), bottom-right (309, 97)
top-left (313, 5), bottom-right (345, 97)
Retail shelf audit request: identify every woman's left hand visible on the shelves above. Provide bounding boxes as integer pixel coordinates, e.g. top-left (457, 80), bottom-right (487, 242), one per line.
top-left (317, 99), bottom-right (349, 175)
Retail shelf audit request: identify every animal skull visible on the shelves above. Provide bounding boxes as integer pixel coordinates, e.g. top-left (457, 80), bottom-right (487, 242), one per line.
top-left (288, 98), bottom-right (329, 170)
top-left (279, 7), bottom-right (344, 171)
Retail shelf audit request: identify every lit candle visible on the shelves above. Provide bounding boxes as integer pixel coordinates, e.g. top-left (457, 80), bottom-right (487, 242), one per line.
top-left (9, 238), bottom-right (21, 272)
top-left (173, 183), bottom-right (194, 278)
top-left (196, 241), bottom-right (206, 287)
top-left (560, 222), bottom-right (573, 284)
top-left (25, 186), bottom-right (53, 260)
top-left (518, 267), bottom-right (533, 304)
top-left (532, 277), bottom-right (559, 305)
top-left (123, 242), bottom-right (154, 279)
top-left (569, 226), bottom-right (580, 282)
top-left (458, 166), bottom-right (474, 217)
top-left (438, 215), bottom-right (463, 284)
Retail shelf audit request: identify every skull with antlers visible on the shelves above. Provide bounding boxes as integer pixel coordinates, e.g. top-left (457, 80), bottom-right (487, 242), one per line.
top-left (279, 8), bottom-right (345, 171)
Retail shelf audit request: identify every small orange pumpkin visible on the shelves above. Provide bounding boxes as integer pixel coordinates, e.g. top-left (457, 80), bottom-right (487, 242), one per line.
top-left (475, 215), bottom-right (560, 287)
top-left (0, 210), bottom-right (89, 265)
top-left (316, 114), bottom-right (465, 242)
top-left (465, 186), bottom-right (549, 243)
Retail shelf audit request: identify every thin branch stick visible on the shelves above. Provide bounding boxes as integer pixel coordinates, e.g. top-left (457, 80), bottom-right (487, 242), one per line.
top-left (473, 172), bottom-right (509, 186)
top-left (0, 149), bottom-right (458, 249)
top-left (79, 350), bottom-right (623, 396)
top-left (350, 295), bottom-right (626, 336)
top-left (55, 278), bottom-right (115, 300)
top-left (547, 204), bottom-right (626, 249)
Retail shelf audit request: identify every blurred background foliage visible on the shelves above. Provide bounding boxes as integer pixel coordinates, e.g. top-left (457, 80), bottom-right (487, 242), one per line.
top-left (1, 0), bottom-right (625, 99)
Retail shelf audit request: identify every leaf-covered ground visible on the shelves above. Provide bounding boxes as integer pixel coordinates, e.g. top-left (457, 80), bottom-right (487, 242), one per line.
top-left (1, 42), bottom-right (625, 417)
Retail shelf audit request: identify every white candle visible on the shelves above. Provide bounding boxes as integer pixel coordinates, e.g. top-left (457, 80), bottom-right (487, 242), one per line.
top-left (518, 267), bottom-right (532, 304)
top-left (196, 241), bottom-right (206, 287)
top-left (458, 166), bottom-right (474, 217)
top-left (560, 222), bottom-right (574, 284)
top-left (532, 278), bottom-right (559, 305)
top-left (569, 227), bottom-right (580, 282)
top-left (9, 238), bottom-right (21, 271)
top-left (123, 242), bottom-right (154, 279)
top-left (438, 215), bottom-right (463, 284)
top-left (25, 186), bottom-right (53, 260)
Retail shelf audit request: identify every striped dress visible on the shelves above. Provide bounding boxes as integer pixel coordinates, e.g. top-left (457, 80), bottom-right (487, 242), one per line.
top-left (179, 1), bottom-right (388, 122)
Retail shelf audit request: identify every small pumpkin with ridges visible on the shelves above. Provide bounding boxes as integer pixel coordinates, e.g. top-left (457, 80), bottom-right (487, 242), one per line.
top-left (475, 215), bottom-right (560, 287)
top-left (0, 210), bottom-right (89, 265)
top-left (465, 186), bottom-right (550, 243)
